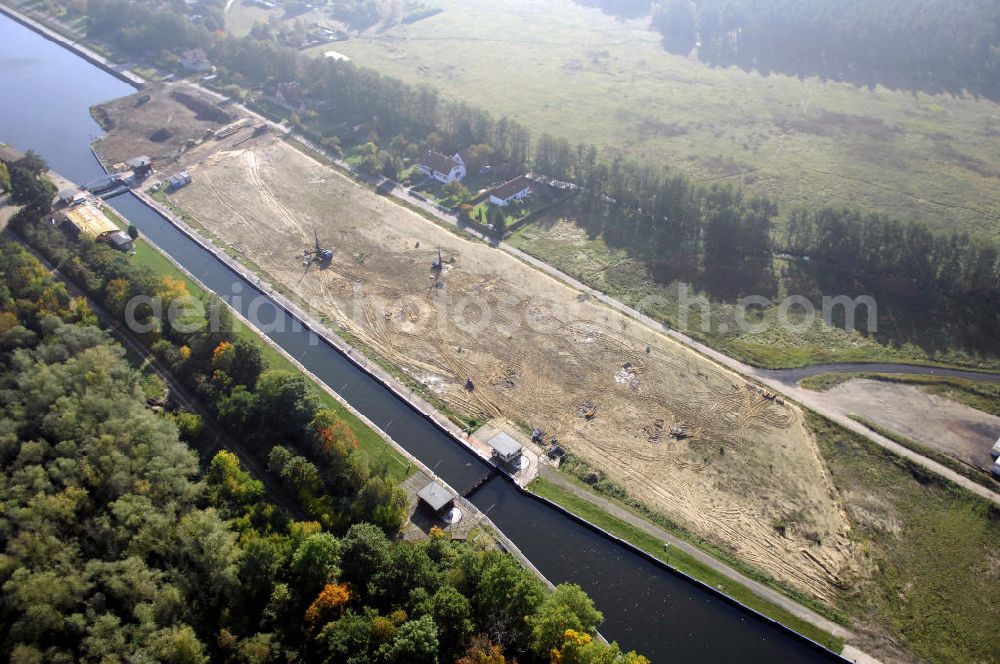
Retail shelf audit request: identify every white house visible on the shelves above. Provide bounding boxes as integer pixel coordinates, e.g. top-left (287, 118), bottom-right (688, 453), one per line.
top-left (416, 151), bottom-right (466, 183)
top-left (488, 175), bottom-right (532, 206)
top-left (180, 48), bottom-right (213, 73)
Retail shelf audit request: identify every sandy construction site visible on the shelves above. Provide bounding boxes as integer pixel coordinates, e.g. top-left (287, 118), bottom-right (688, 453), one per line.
top-left (102, 90), bottom-right (858, 602)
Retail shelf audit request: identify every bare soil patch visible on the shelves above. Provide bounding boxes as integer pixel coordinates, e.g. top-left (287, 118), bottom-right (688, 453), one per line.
top-left (115, 121), bottom-right (859, 602)
top-left (820, 379), bottom-right (1000, 472)
top-left (93, 84), bottom-right (234, 167)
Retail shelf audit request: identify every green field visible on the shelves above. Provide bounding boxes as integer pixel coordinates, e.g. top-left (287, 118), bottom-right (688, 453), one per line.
top-left (529, 477), bottom-right (844, 652)
top-left (294, 0), bottom-right (1000, 369)
top-left (810, 414), bottom-right (1000, 662)
top-left (847, 414), bottom-right (1000, 493)
top-left (131, 236), bottom-right (414, 482)
top-left (314, 0), bottom-right (999, 239)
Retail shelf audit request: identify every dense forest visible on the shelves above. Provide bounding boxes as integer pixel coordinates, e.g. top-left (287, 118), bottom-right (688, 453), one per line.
top-left (581, 0), bottom-right (1000, 99)
top-left (78, 0), bottom-right (1000, 359)
top-left (1, 171), bottom-right (649, 661)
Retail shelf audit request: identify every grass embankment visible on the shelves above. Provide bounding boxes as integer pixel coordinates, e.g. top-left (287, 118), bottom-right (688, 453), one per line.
top-left (801, 371), bottom-right (1000, 416)
top-left (149, 190), bottom-right (484, 433)
top-left (130, 235), bottom-right (414, 481)
top-left (810, 413), bottom-right (1000, 662)
top-left (540, 455), bottom-right (849, 627)
top-left (528, 477), bottom-right (845, 652)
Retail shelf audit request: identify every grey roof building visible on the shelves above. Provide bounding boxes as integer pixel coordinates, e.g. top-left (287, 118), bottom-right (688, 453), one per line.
top-left (106, 231), bottom-right (134, 252)
top-left (417, 481), bottom-right (454, 513)
top-left (486, 431), bottom-right (522, 463)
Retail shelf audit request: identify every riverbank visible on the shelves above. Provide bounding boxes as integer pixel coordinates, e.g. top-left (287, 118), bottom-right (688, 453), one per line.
top-left (84, 79), bottom-right (857, 654)
top-left (107, 185), bottom-right (560, 590)
top-left (21, 163), bottom-right (563, 598)
top-left (7, 6), bottom-right (1000, 659)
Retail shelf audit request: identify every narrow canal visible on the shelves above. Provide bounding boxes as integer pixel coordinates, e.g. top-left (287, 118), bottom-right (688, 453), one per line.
top-left (0, 14), bottom-right (841, 662)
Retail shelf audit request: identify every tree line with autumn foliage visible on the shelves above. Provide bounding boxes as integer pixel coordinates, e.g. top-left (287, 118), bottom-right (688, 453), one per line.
top-left (1, 170), bottom-right (648, 661)
top-left (8, 180), bottom-right (409, 534)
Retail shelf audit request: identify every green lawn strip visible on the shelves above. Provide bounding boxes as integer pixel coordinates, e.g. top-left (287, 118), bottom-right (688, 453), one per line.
top-left (549, 454), bottom-right (850, 627)
top-left (810, 413), bottom-right (1000, 662)
top-left (849, 415), bottom-right (999, 492)
top-left (799, 372), bottom-right (858, 391)
top-left (130, 237), bottom-right (414, 481)
top-left (528, 477), bottom-right (844, 653)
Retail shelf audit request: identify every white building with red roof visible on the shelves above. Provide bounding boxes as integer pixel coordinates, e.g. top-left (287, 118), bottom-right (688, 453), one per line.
top-left (416, 150), bottom-right (466, 183)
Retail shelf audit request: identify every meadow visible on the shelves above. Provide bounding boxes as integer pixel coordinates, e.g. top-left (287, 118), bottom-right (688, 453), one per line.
top-left (811, 414), bottom-right (1000, 662)
top-left (318, 0), bottom-right (1000, 238)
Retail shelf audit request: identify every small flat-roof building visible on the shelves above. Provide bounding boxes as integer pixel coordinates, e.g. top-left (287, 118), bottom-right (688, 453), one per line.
top-left (417, 481), bottom-right (454, 514)
top-left (58, 189), bottom-right (81, 207)
top-left (486, 431), bottom-right (522, 464)
top-left (166, 171), bottom-right (192, 191)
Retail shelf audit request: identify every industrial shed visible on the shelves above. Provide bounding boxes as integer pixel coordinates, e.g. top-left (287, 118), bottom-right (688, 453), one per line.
top-left (62, 204), bottom-right (132, 252)
top-left (64, 204), bottom-right (119, 238)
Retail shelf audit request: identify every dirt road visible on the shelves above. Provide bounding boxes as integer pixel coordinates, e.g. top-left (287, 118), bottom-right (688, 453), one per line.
top-left (472, 223), bottom-right (1000, 505)
top-left (760, 363), bottom-right (1000, 386)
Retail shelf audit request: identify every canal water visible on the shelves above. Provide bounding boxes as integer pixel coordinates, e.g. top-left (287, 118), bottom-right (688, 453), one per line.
top-left (0, 14), bottom-right (840, 662)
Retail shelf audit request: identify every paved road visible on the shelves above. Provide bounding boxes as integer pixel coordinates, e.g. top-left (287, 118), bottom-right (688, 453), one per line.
top-left (538, 467), bottom-right (854, 639)
top-left (759, 362), bottom-right (1000, 386)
